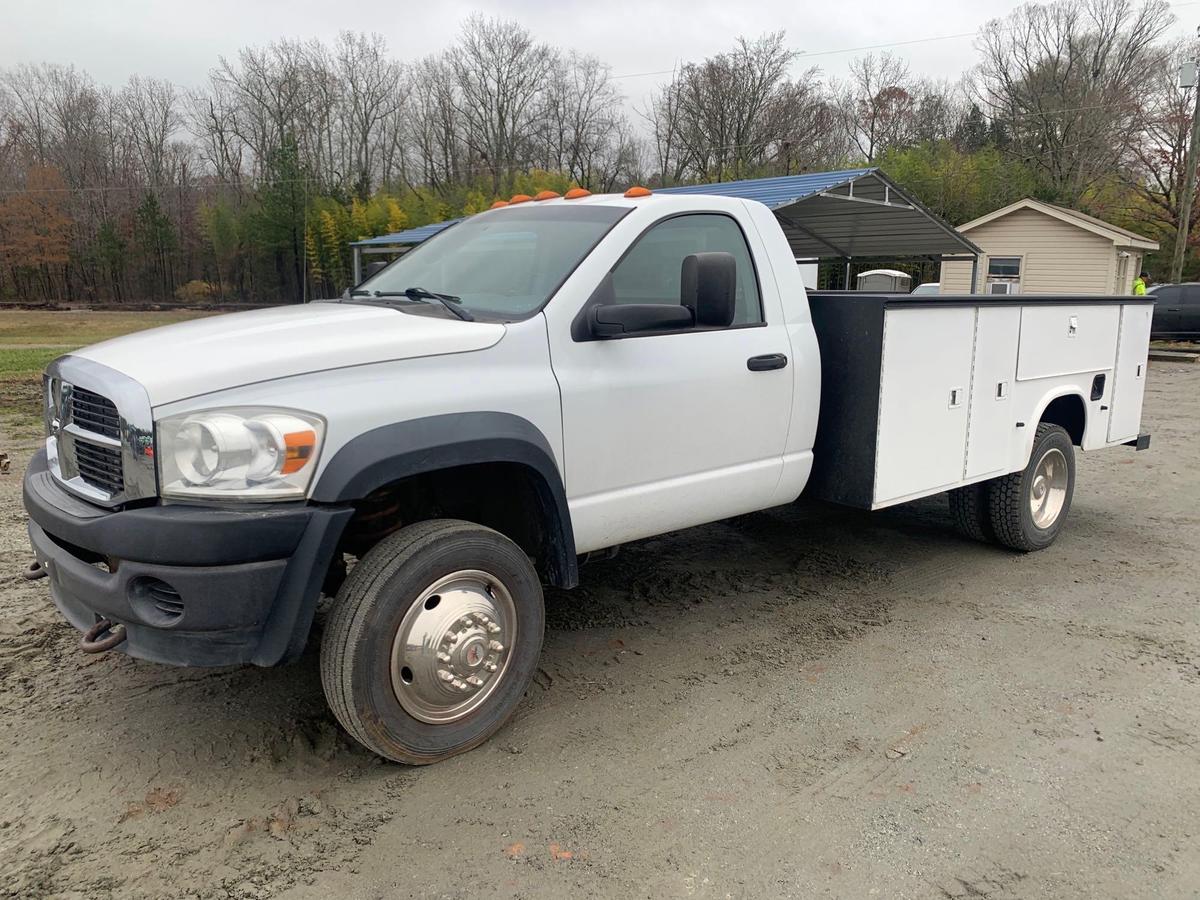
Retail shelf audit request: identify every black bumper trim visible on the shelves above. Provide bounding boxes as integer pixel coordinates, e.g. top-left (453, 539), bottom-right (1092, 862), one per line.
top-left (23, 449), bottom-right (353, 667)
top-left (24, 449), bottom-right (317, 566)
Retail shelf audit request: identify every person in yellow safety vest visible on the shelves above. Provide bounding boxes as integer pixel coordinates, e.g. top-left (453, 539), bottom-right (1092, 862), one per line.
top-left (1132, 271), bottom-right (1149, 295)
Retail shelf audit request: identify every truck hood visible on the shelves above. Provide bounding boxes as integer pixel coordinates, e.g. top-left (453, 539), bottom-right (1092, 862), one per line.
top-left (73, 302), bottom-right (506, 406)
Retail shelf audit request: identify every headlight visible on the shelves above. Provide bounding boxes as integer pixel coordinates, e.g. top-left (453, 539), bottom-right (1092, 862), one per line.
top-left (156, 407), bottom-right (325, 501)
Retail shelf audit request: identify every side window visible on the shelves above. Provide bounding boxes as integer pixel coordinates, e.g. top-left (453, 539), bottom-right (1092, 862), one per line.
top-left (609, 214), bottom-right (763, 325)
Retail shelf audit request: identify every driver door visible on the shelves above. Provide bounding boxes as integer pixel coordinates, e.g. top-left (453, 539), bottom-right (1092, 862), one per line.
top-left (545, 211), bottom-right (792, 554)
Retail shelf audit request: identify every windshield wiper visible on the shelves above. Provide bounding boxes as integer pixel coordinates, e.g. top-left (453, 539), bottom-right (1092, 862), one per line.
top-left (361, 287), bottom-right (474, 321)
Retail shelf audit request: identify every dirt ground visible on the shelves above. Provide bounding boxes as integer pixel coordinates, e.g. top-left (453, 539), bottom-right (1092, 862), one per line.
top-left (1, 363), bottom-right (1198, 900)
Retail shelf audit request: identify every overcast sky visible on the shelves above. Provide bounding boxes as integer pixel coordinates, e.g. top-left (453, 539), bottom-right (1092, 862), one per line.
top-left (4, 0), bottom-right (1198, 110)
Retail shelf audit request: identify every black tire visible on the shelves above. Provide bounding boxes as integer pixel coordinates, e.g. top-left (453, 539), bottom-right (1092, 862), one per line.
top-left (320, 519), bottom-right (544, 764)
top-left (948, 481), bottom-right (993, 543)
top-left (987, 423), bottom-right (1075, 552)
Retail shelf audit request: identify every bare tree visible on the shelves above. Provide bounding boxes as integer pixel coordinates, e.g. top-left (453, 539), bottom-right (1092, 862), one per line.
top-left (1122, 38), bottom-right (1198, 239)
top-left (121, 75), bottom-right (181, 183)
top-left (974, 0), bottom-right (1173, 202)
top-left (450, 16), bottom-right (553, 192)
top-left (835, 53), bottom-right (916, 162)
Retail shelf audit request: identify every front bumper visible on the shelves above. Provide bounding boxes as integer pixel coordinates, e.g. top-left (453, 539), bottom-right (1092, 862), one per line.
top-left (23, 449), bottom-right (351, 667)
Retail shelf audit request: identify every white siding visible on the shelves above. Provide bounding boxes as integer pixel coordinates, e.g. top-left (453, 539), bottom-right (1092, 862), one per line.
top-left (940, 208), bottom-right (1117, 295)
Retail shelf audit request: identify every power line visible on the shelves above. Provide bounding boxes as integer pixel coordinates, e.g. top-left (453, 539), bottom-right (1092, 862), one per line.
top-left (610, 0), bottom-right (1200, 81)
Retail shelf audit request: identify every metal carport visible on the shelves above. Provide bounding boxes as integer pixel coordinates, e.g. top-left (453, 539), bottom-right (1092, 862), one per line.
top-left (349, 167), bottom-right (981, 290)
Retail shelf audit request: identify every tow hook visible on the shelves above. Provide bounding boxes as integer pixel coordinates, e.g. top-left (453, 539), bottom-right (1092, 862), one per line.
top-left (80, 618), bottom-right (127, 654)
top-left (21, 560), bottom-right (48, 581)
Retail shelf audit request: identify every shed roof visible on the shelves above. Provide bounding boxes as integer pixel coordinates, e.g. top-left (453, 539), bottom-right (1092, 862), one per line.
top-left (351, 167), bottom-right (980, 260)
top-left (654, 167), bottom-right (979, 259)
top-left (957, 198), bottom-right (1159, 251)
top-left (354, 218), bottom-right (463, 246)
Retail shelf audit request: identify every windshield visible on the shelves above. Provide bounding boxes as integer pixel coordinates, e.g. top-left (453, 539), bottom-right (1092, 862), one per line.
top-left (352, 205), bottom-right (629, 320)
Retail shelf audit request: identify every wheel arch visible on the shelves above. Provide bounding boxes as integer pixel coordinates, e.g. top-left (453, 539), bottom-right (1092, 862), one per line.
top-left (1030, 388), bottom-right (1088, 451)
top-left (312, 412), bottom-right (577, 588)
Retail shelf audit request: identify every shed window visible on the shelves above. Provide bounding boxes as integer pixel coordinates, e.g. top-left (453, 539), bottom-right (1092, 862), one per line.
top-left (987, 257), bottom-right (1021, 278)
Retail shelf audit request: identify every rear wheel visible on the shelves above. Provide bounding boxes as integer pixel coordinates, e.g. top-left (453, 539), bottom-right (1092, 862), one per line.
top-left (320, 519), bottom-right (544, 764)
top-left (948, 481), bottom-right (992, 543)
top-left (987, 423), bottom-right (1075, 552)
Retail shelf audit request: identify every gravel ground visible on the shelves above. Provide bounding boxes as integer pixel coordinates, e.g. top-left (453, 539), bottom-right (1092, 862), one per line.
top-left (1, 364), bottom-right (1197, 899)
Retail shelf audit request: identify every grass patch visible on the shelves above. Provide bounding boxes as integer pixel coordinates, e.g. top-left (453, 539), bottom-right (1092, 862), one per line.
top-left (0, 309), bottom-right (214, 345)
top-left (0, 346), bottom-right (69, 376)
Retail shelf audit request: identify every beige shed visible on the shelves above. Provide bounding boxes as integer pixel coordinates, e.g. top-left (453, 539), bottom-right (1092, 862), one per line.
top-left (940, 199), bottom-right (1159, 295)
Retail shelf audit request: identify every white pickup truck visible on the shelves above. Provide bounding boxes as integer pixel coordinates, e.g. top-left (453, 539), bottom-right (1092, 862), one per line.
top-left (23, 188), bottom-right (1152, 763)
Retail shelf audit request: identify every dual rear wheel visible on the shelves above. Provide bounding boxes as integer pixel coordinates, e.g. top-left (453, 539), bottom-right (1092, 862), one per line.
top-left (949, 422), bottom-right (1075, 552)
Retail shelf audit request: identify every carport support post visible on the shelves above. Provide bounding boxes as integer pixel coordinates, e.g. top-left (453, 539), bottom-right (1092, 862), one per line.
top-left (352, 246), bottom-right (362, 286)
top-left (970, 255), bottom-right (979, 294)
top-left (844, 260), bottom-right (851, 290)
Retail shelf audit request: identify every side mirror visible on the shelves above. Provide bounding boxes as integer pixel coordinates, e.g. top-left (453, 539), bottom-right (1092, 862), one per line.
top-left (680, 252), bottom-right (736, 327)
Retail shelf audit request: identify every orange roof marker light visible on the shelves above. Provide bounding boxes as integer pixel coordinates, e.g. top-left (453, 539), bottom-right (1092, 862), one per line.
top-left (534, 190), bottom-right (561, 201)
top-left (624, 186), bottom-right (653, 198)
top-left (509, 193), bottom-right (533, 204)
top-left (490, 200), bottom-right (510, 209)
top-left (564, 187), bottom-right (591, 199)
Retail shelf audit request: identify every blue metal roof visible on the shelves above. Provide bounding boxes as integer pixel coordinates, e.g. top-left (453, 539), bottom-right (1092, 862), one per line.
top-left (655, 167), bottom-right (875, 209)
top-left (349, 167), bottom-right (978, 259)
top-left (352, 218), bottom-right (461, 247)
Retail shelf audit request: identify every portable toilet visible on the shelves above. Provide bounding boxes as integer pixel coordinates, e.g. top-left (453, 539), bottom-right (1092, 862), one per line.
top-left (856, 269), bottom-right (911, 292)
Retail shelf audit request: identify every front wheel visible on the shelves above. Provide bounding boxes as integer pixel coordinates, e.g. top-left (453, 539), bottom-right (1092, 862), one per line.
top-left (320, 519), bottom-right (545, 764)
top-left (987, 423), bottom-right (1076, 552)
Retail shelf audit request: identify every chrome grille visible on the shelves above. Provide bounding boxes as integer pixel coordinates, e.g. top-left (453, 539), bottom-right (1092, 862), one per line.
top-left (69, 387), bottom-right (121, 439)
top-left (73, 438), bottom-right (124, 494)
top-left (45, 356), bottom-right (157, 507)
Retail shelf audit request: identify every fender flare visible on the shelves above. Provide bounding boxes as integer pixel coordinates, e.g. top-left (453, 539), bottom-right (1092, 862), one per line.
top-left (1027, 387), bottom-right (1089, 458)
top-left (312, 412), bottom-right (577, 588)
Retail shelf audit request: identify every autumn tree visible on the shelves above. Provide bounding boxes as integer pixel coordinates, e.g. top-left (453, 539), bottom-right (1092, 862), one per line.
top-left (0, 164), bottom-right (74, 299)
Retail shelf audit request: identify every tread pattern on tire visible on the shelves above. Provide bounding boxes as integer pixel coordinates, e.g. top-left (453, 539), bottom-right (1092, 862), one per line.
top-left (948, 482), bottom-right (991, 543)
top-left (320, 519), bottom-right (506, 763)
top-left (987, 423), bottom-right (1070, 553)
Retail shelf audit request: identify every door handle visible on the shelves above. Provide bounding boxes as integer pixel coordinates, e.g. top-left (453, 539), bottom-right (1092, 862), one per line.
top-left (747, 353), bottom-right (788, 371)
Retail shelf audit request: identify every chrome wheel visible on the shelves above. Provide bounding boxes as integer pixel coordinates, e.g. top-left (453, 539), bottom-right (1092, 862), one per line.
top-left (1029, 447), bottom-right (1068, 529)
top-left (390, 569), bottom-right (517, 725)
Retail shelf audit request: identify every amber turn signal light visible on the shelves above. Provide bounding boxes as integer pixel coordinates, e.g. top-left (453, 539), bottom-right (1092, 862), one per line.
top-left (281, 429), bottom-right (317, 475)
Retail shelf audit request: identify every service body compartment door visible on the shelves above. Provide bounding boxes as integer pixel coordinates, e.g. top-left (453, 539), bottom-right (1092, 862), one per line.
top-left (966, 306), bottom-right (1021, 479)
top-left (1107, 304), bottom-right (1152, 443)
top-left (1017, 305), bottom-right (1120, 380)
top-left (874, 306), bottom-right (975, 505)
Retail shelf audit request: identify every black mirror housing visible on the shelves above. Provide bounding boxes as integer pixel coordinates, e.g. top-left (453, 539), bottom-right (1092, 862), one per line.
top-left (681, 252), bottom-right (736, 327)
top-left (590, 303), bottom-right (694, 337)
